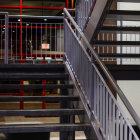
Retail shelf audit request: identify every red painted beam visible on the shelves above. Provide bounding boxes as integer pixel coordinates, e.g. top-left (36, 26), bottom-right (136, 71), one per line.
top-left (0, 5), bottom-right (74, 10)
top-left (20, 0), bottom-right (24, 110)
top-left (0, 25), bottom-right (64, 29)
top-left (66, 0), bottom-right (69, 8)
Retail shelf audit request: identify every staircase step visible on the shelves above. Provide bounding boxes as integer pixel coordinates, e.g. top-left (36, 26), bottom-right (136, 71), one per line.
top-left (0, 73), bottom-right (69, 80)
top-left (0, 123), bottom-right (91, 133)
top-left (107, 10), bottom-right (140, 21)
top-left (114, 0), bottom-right (140, 2)
top-left (100, 26), bottom-right (140, 34)
top-left (0, 96), bottom-right (79, 102)
top-left (99, 53), bottom-right (140, 58)
top-left (98, 65), bottom-right (140, 80)
top-left (94, 41), bottom-right (140, 46)
top-left (0, 109), bottom-right (85, 116)
top-left (0, 64), bottom-right (65, 73)
top-left (0, 84), bottom-right (74, 90)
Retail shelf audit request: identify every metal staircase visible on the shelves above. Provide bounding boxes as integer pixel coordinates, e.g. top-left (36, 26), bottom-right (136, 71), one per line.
top-left (0, 0), bottom-right (140, 139)
top-left (0, 63), bottom-right (95, 140)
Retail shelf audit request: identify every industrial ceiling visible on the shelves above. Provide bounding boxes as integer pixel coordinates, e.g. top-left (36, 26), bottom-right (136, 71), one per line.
top-left (0, 0), bottom-right (71, 16)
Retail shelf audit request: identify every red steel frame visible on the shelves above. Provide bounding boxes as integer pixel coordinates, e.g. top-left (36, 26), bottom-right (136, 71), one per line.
top-left (42, 59), bottom-right (47, 109)
top-left (0, 6), bottom-right (74, 10)
top-left (0, 25), bottom-right (64, 29)
top-left (0, 0), bottom-right (72, 10)
top-left (20, 0), bottom-right (24, 109)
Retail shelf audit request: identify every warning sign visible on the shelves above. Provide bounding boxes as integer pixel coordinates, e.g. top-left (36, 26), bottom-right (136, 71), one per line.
top-left (42, 44), bottom-right (50, 49)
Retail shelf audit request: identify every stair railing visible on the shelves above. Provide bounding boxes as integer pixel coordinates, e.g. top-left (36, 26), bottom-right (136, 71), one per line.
top-left (64, 8), bottom-right (140, 139)
top-left (76, 0), bottom-right (96, 31)
top-left (0, 14), bottom-right (64, 64)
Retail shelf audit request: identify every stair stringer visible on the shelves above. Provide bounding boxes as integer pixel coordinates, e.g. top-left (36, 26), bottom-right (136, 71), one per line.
top-left (84, 0), bottom-right (114, 43)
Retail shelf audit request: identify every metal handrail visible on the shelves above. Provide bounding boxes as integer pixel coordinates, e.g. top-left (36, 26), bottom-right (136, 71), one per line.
top-left (64, 8), bottom-right (140, 129)
top-left (9, 15), bottom-right (64, 19)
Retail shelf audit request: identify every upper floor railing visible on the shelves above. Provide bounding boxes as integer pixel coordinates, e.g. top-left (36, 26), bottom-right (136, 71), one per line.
top-left (0, 14), bottom-right (64, 64)
top-left (0, 12), bottom-right (9, 64)
top-left (64, 8), bottom-right (140, 140)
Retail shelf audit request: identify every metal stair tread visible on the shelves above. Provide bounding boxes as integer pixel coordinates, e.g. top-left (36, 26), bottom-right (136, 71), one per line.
top-left (94, 41), bottom-right (140, 46)
top-left (114, 0), bottom-right (140, 3)
top-left (0, 84), bottom-right (74, 89)
top-left (0, 73), bottom-right (69, 80)
top-left (0, 109), bottom-right (85, 116)
top-left (0, 123), bottom-right (91, 133)
top-left (107, 10), bottom-right (140, 21)
top-left (0, 64), bottom-right (65, 69)
top-left (0, 96), bottom-right (80, 102)
top-left (98, 64), bottom-right (140, 80)
top-left (99, 53), bottom-right (140, 58)
top-left (100, 26), bottom-right (140, 33)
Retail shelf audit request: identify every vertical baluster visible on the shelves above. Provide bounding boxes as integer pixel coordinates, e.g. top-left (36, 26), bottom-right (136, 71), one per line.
top-left (129, 130), bottom-right (132, 140)
top-left (26, 23), bottom-right (27, 59)
top-left (94, 69), bottom-right (97, 115)
top-left (79, 0), bottom-right (81, 29)
top-left (82, 0), bottom-right (84, 29)
top-left (106, 90), bottom-right (108, 140)
top-left (16, 23), bottom-right (17, 60)
top-left (97, 75), bottom-right (100, 121)
top-left (55, 24), bottom-right (56, 59)
top-left (85, 0), bottom-right (87, 21)
top-left (112, 102), bottom-right (115, 140)
top-left (100, 81), bottom-right (103, 129)
top-left (43, 23), bottom-right (47, 58)
top-left (103, 85), bottom-right (106, 134)
top-left (31, 23), bottom-right (32, 58)
top-left (116, 109), bottom-right (120, 140)
top-left (124, 123), bottom-right (128, 140)
top-left (11, 23), bottom-right (12, 60)
top-left (49, 23), bottom-right (51, 58)
top-left (60, 24), bottom-right (62, 58)
top-left (109, 97), bottom-right (112, 140)
top-left (120, 115), bottom-right (124, 140)
top-left (36, 23), bottom-right (37, 60)
top-left (41, 23), bottom-right (42, 58)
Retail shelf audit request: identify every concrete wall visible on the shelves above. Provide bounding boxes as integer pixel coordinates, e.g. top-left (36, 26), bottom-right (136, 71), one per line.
top-left (117, 2), bottom-right (140, 125)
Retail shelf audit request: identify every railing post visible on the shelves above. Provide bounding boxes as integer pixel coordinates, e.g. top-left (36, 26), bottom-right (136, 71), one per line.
top-left (5, 13), bottom-right (9, 64)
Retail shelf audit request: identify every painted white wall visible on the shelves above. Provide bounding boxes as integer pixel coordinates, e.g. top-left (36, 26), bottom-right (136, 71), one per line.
top-left (117, 3), bottom-right (140, 125)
